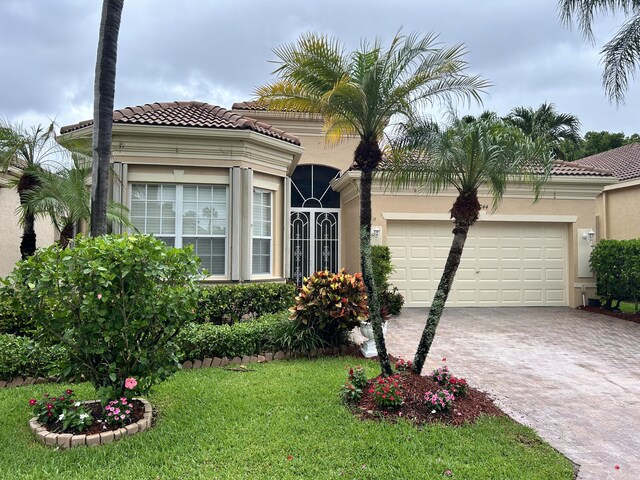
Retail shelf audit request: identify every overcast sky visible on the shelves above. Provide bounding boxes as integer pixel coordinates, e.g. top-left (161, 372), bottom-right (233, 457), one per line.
top-left (1, 0), bottom-right (639, 136)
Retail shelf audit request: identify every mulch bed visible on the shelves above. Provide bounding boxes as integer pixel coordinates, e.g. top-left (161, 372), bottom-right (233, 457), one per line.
top-left (577, 305), bottom-right (640, 326)
top-left (352, 370), bottom-right (504, 426)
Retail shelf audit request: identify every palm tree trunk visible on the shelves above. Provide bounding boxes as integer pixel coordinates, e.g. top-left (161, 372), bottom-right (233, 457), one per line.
top-left (58, 222), bottom-right (74, 248)
top-left (90, 0), bottom-right (123, 237)
top-left (413, 222), bottom-right (470, 375)
top-left (18, 171), bottom-right (39, 259)
top-left (360, 168), bottom-right (393, 376)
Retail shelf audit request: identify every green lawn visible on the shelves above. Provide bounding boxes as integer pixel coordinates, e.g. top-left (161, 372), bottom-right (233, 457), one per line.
top-left (0, 358), bottom-right (573, 479)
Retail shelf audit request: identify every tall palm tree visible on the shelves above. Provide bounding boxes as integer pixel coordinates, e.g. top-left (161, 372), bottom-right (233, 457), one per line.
top-left (0, 122), bottom-right (63, 258)
top-left (24, 165), bottom-right (134, 248)
top-left (559, 0), bottom-right (640, 104)
top-left (382, 117), bottom-right (553, 374)
top-left (504, 102), bottom-right (581, 159)
top-left (91, 0), bottom-right (124, 236)
top-left (256, 32), bottom-right (489, 375)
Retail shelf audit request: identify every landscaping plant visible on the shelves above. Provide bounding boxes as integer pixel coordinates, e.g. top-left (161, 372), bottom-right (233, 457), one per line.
top-left (590, 239), bottom-right (640, 312)
top-left (369, 375), bottom-right (404, 409)
top-left (29, 389), bottom-right (93, 433)
top-left (289, 269), bottom-right (368, 347)
top-left (7, 234), bottom-right (200, 402)
top-left (424, 389), bottom-right (455, 412)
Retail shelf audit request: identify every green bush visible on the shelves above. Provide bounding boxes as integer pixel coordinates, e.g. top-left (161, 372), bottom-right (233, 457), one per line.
top-left (0, 284), bottom-right (35, 336)
top-left (5, 234), bottom-right (200, 401)
top-left (178, 311), bottom-right (289, 360)
top-left (195, 282), bottom-right (296, 324)
top-left (371, 245), bottom-right (405, 316)
top-left (0, 334), bottom-right (66, 381)
top-left (372, 245), bottom-right (393, 293)
top-left (590, 239), bottom-right (640, 311)
top-left (289, 269), bottom-right (368, 347)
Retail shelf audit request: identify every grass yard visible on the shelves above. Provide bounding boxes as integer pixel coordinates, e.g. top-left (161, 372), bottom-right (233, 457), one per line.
top-left (0, 357), bottom-right (574, 479)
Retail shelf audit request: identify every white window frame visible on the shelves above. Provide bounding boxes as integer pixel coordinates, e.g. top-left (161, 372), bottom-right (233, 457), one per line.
top-left (130, 183), bottom-right (229, 278)
top-left (252, 188), bottom-right (273, 277)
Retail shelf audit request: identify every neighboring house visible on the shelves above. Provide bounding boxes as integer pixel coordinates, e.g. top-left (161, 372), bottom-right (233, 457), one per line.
top-left (0, 168), bottom-right (56, 277)
top-left (59, 100), bottom-right (616, 308)
top-left (575, 143), bottom-right (640, 240)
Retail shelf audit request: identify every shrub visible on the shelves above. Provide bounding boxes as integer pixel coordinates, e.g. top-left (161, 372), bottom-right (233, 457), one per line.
top-left (382, 287), bottom-right (405, 316)
top-left (178, 311), bottom-right (290, 360)
top-left (429, 365), bottom-right (468, 398)
top-left (0, 334), bottom-right (66, 381)
top-left (372, 245), bottom-right (394, 293)
top-left (447, 377), bottom-right (468, 398)
top-left (590, 239), bottom-right (640, 311)
top-left (0, 285), bottom-right (35, 336)
top-left (369, 375), bottom-right (404, 409)
top-left (429, 365), bottom-right (452, 385)
top-left (340, 382), bottom-right (363, 404)
top-left (289, 269), bottom-right (368, 346)
top-left (371, 246), bottom-right (405, 316)
top-left (7, 234), bottom-right (200, 402)
top-left (394, 357), bottom-right (413, 372)
top-left (347, 365), bottom-right (368, 389)
top-left (195, 282), bottom-right (296, 325)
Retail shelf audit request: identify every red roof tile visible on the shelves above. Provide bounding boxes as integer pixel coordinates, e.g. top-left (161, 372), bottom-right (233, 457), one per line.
top-left (232, 101), bottom-right (269, 111)
top-left (60, 101), bottom-right (300, 145)
top-left (575, 143), bottom-right (640, 181)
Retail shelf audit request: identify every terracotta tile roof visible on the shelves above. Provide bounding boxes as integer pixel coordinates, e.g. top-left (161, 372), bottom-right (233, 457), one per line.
top-left (376, 156), bottom-right (613, 177)
top-left (232, 101), bottom-right (269, 111)
top-left (60, 101), bottom-right (300, 146)
top-left (575, 143), bottom-right (640, 181)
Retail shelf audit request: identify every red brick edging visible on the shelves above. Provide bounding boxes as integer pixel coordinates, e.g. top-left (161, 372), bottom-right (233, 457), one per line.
top-left (30, 397), bottom-right (153, 448)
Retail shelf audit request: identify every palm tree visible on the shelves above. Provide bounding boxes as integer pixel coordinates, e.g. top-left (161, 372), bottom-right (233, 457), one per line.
top-left (91, 0), bottom-right (124, 236)
top-left (24, 165), bottom-right (134, 248)
top-left (559, 0), bottom-right (640, 104)
top-left (504, 102), bottom-right (581, 159)
top-left (256, 32), bottom-right (489, 375)
top-left (0, 122), bottom-right (63, 258)
top-left (382, 117), bottom-right (553, 374)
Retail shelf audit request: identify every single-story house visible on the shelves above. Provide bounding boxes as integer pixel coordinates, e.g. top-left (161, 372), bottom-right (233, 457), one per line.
top-left (575, 142), bottom-right (640, 240)
top-left (58, 100), bottom-right (618, 308)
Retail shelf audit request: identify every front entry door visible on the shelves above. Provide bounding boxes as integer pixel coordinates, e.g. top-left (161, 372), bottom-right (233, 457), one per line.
top-left (290, 208), bottom-right (340, 285)
top-left (289, 164), bottom-right (341, 286)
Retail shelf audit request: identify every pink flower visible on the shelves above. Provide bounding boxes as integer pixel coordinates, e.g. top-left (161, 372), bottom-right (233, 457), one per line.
top-left (120, 415), bottom-right (125, 420)
top-left (444, 469), bottom-right (453, 476)
top-left (442, 357), bottom-right (446, 362)
top-left (615, 465), bottom-right (620, 470)
top-left (124, 377), bottom-right (137, 390)
top-left (125, 410), bottom-right (130, 414)
top-left (97, 293), bottom-right (102, 300)
top-left (29, 399), bottom-right (37, 406)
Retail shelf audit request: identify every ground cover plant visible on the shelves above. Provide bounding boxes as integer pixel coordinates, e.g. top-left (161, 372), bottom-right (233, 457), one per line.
top-left (0, 358), bottom-right (573, 479)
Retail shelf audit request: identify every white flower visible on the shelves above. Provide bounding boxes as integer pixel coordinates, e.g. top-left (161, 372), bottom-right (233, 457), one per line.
top-left (79, 413), bottom-right (89, 420)
top-left (431, 410), bottom-right (436, 414)
top-left (58, 413), bottom-right (65, 421)
top-left (74, 402), bottom-right (81, 407)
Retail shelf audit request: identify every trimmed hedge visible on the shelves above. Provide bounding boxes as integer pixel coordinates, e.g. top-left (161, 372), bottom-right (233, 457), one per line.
top-left (590, 239), bottom-right (640, 311)
top-left (0, 334), bottom-right (66, 381)
top-left (178, 311), bottom-right (290, 360)
top-left (195, 283), bottom-right (297, 325)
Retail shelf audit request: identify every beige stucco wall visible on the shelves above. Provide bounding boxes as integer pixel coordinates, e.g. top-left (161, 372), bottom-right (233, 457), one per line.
top-left (336, 174), bottom-right (613, 307)
top-left (0, 185), bottom-right (57, 277)
top-left (595, 179), bottom-right (640, 240)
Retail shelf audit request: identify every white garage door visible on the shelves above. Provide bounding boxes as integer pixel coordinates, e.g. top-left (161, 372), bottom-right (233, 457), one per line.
top-left (387, 220), bottom-right (568, 307)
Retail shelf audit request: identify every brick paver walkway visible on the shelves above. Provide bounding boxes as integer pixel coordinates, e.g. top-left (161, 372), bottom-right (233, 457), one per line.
top-left (378, 307), bottom-right (640, 480)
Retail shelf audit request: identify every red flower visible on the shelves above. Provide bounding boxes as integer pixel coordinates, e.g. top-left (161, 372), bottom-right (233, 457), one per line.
top-left (287, 455), bottom-right (293, 461)
top-left (46, 403), bottom-right (53, 410)
top-left (615, 465), bottom-right (620, 470)
top-left (28, 399), bottom-right (37, 406)
top-left (66, 389), bottom-right (73, 395)
top-left (442, 357), bottom-right (446, 362)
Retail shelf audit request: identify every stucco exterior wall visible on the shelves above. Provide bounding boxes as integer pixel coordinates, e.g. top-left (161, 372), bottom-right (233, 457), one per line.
top-left (0, 185), bottom-right (56, 277)
top-left (595, 180), bottom-right (640, 240)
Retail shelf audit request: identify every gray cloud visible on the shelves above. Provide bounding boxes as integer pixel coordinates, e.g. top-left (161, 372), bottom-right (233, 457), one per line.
top-left (1, 0), bottom-right (638, 134)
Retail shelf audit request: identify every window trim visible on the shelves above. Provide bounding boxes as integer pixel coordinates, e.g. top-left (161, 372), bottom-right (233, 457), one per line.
top-left (252, 188), bottom-right (273, 277)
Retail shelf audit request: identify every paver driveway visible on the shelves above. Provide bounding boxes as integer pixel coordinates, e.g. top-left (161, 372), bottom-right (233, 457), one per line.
top-left (383, 307), bottom-right (640, 480)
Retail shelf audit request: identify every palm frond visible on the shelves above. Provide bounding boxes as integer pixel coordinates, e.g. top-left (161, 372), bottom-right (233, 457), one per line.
top-left (601, 12), bottom-right (640, 103)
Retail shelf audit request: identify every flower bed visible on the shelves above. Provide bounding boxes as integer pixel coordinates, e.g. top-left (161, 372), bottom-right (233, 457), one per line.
top-left (29, 397), bottom-right (153, 448)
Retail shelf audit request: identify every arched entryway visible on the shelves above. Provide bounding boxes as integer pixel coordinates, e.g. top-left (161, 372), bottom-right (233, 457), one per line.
top-left (290, 165), bottom-right (341, 285)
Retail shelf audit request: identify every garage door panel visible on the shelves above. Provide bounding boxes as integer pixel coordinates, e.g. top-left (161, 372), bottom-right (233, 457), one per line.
top-left (388, 220), bottom-right (568, 307)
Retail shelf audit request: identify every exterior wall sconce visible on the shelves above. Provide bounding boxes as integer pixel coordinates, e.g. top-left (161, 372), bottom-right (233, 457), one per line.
top-left (371, 226), bottom-right (381, 238)
top-left (582, 229), bottom-right (595, 247)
